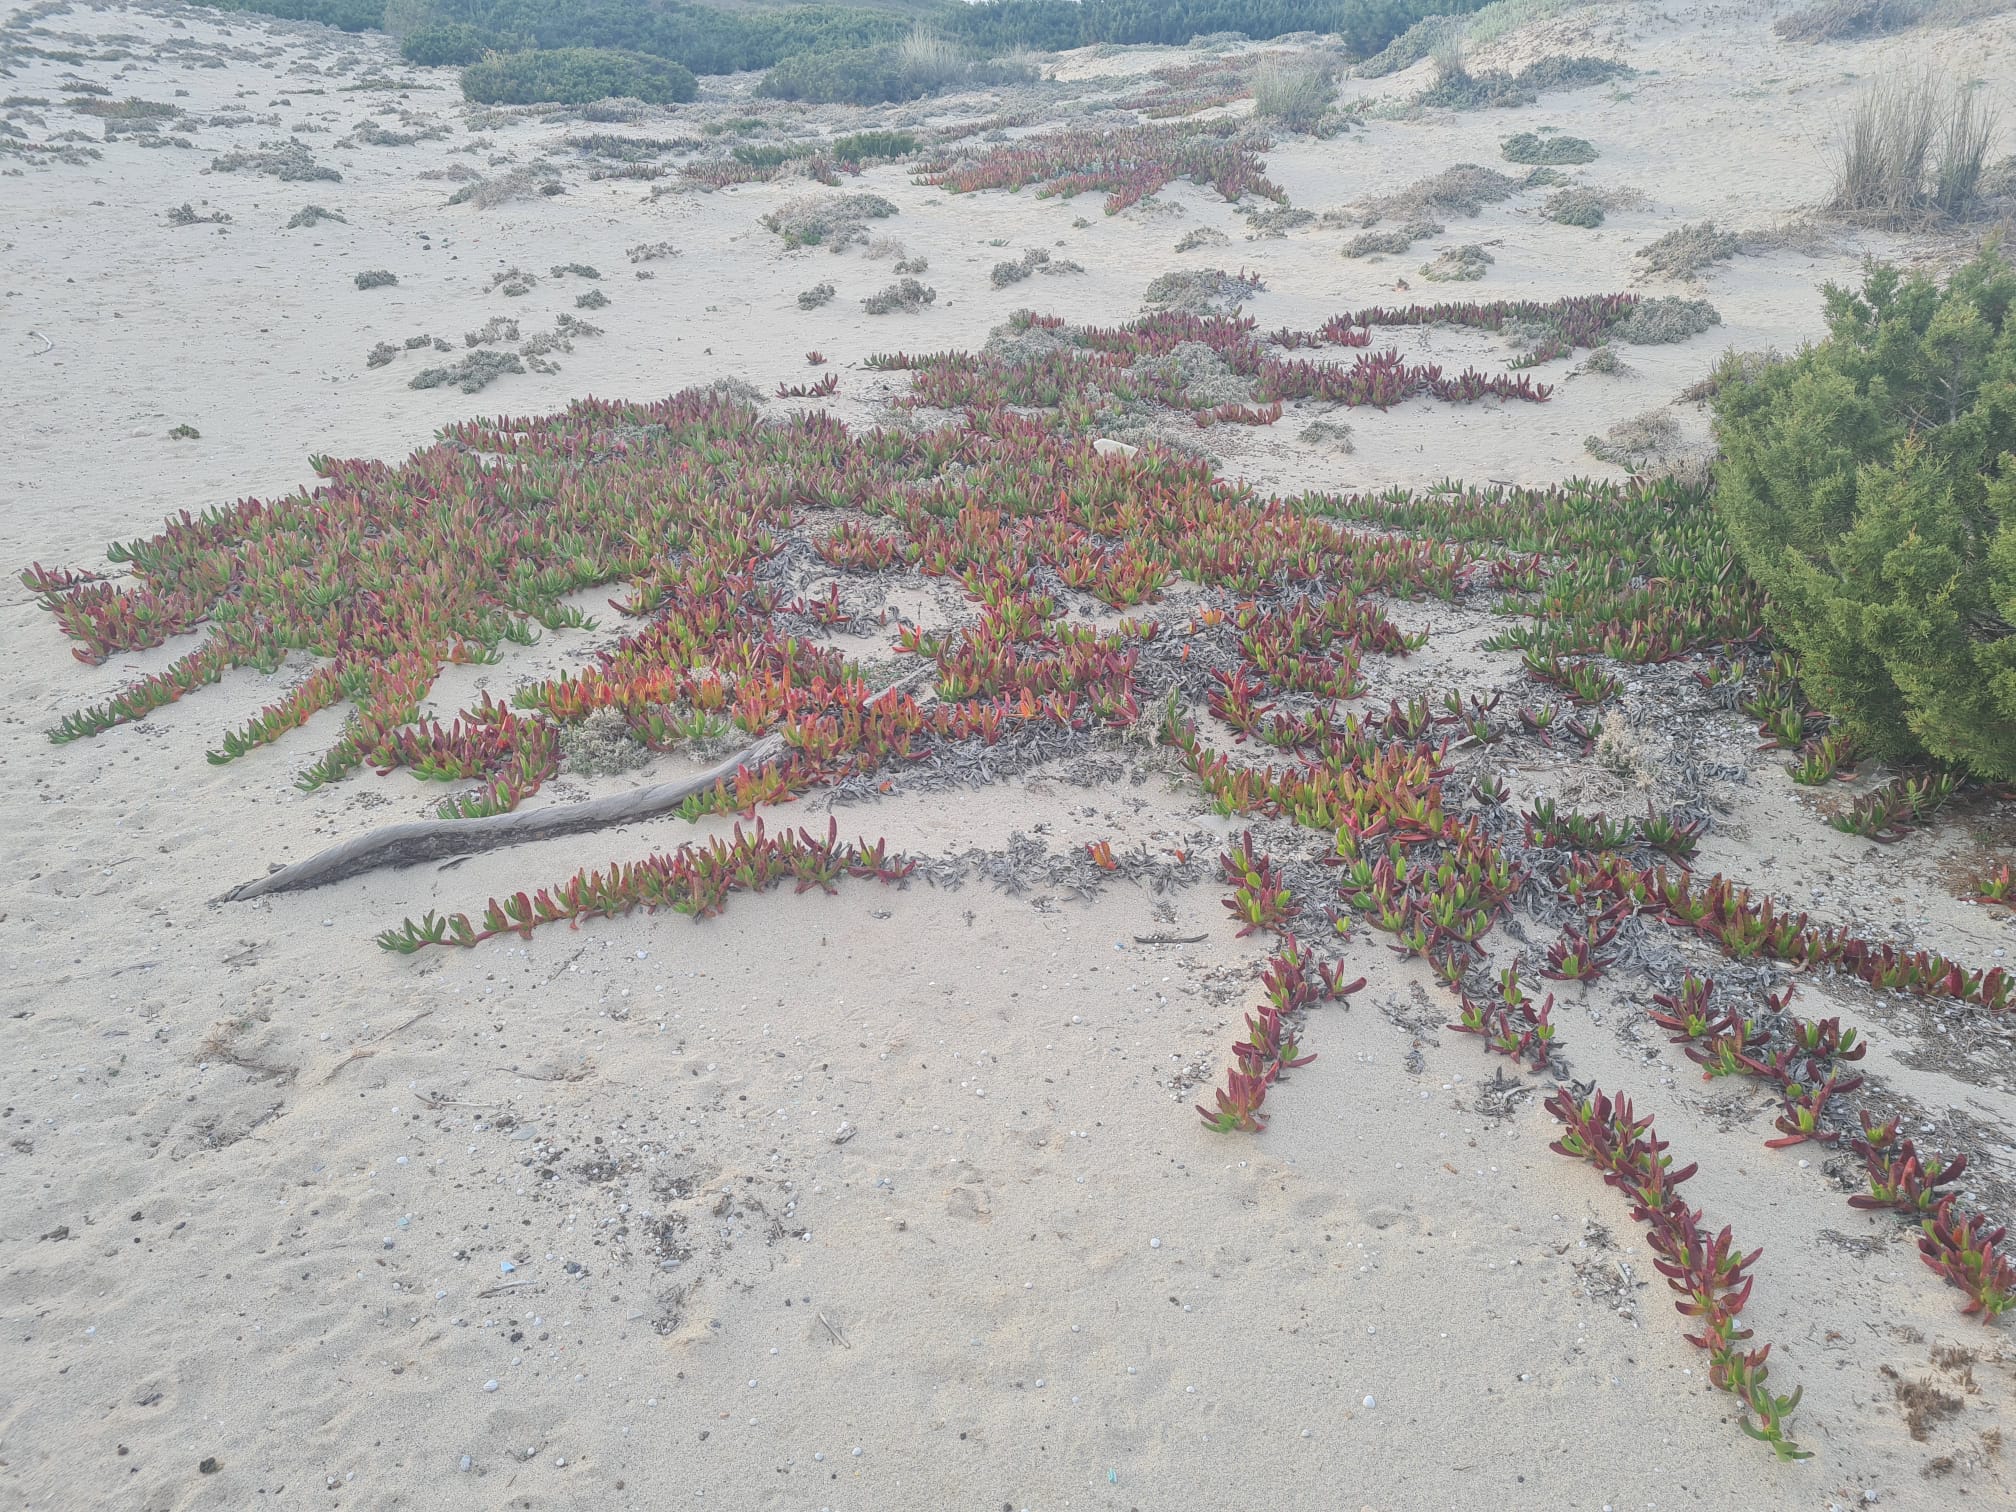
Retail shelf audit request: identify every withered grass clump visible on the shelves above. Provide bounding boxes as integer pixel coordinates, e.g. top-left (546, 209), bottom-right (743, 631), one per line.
top-left (1585, 409), bottom-right (1681, 468)
top-left (561, 707), bottom-right (652, 776)
top-left (285, 204), bottom-right (345, 228)
top-left (1614, 296), bottom-right (1720, 344)
top-left (1636, 221), bottom-right (1740, 281)
top-left (212, 139), bottom-right (339, 182)
top-left (797, 281), bottom-right (836, 310)
top-left (990, 248), bottom-right (1085, 288)
top-left (762, 192), bottom-right (897, 250)
top-left (447, 165), bottom-right (564, 209)
top-left (1142, 267), bottom-right (1265, 314)
top-left (862, 277), bottom-right (935, 314)
top-left (354, 269), bottom-right (398, 291)
top-left (1342, 220), bottom-right (1443, 257)
top-left (1829, 69), bottom-right (2001, 223)
top-left (1420, 244), bottom-right (1493, 282)
top-left (1358, 164), bottom-right (1521, 225)
top-left (411, 350), bottom-right (524, 392)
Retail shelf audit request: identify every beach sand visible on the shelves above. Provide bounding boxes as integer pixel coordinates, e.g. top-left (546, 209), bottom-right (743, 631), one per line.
top-left (3, 3), bottom-right (2015, 1507)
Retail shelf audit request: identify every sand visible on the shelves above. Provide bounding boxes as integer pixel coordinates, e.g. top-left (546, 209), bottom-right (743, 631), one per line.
top-left (3, 1), bottom-right (2016, 1508)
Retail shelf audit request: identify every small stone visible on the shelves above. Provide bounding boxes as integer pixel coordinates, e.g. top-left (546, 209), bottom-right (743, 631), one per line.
top-left (1362, 1395), bottom-right (1376, 1408)
top-left (1149, 1238), bottom-right (1161, 1250)
top-left (459, 1455), bottom-right (473, 1472)
top-left (483, 1380), bottom-right (499, 1393)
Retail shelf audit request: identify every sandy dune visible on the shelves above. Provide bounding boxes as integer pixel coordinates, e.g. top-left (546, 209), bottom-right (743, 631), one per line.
top-left (3, 3), bottom-right (2015, 1509)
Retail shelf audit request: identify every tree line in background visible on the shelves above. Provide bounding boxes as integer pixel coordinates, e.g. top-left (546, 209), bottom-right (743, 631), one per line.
top-left (195, 0), bottom-right (1492, 104)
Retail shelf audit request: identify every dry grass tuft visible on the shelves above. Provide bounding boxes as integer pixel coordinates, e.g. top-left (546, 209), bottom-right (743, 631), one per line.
top-left (1635, 221), bottom-right (1740, 281)
top-left (1828, 71), bottom-right (2001, 224)
top-left (1251, 55), bottom-right (1337, 133)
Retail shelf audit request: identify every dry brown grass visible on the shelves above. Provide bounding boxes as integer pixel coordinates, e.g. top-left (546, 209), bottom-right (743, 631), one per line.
top-left (1829, 71), bottom-right (2001, 224)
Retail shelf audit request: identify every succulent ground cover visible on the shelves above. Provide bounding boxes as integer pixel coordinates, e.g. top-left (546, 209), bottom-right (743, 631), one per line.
top-left (26, 285), bottom-right (2016, 1462)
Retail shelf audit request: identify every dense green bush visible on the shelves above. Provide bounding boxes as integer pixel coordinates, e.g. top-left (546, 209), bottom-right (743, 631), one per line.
top-left (830, 130), bottom-right (919, 163)
top-left (1712, 249), bottom-right (2016, 778)
top-left (461, 48), bottom-right (696, 105)
top-left (401, 22), bottom-right (485, 66)
top-left (196, 0), bottom-right (1495, 76)
top-left (760, 46), bottom-right (928, 106)
top-left (201, 0), bottom-right (385, 31)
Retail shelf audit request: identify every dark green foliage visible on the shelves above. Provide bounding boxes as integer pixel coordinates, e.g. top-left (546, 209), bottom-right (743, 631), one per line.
top-left (401, 23), bottom-right (486, 67)
top-left (831, 130), bottom-right (918, 163)
top-left (199, 0), bottom-right (385, 32)
top-left (1711, 250), bottom-right (2016, 778)
top-left (461, 48), bottom-right (697, 106)
top-left (941, 1), bottom-right (1492, 57)
top-left (194, 1), bottom-right (1493, 79)
top-left (732, 142), bottom-right (813, 168)
top-left (759, 47), bottom-right (935, 106)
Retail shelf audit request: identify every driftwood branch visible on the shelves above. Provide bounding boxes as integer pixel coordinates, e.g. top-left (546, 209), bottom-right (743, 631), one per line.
top-left (221, 666), bottom-right (931, 903)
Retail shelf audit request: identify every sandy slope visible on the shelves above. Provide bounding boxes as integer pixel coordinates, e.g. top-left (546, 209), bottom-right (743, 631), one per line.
top-left (3, 2), bottom-right (2015, 1509)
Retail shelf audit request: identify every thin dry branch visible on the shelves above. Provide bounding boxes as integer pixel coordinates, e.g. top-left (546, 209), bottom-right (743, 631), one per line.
top-left (220, 666), bottom-right (932, 902)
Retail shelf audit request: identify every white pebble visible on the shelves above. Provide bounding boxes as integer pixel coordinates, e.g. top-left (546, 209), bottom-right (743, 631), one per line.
top-left (1362, 1395), bottom-right (1376, 1408)
top-left (484, 1380), bottom-right (499, 1393)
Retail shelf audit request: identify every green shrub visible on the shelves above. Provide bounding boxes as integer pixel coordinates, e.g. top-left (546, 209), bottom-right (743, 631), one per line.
top-left (760, 45), bottom-right (926, 105)
top-left (830, 129), bottom-right (917, 162)
top-left (401, 24), bottom-right (485, 68)
top-left (1711, 249), bottom-right (2016, 778)
top-left (198, 0), bottom-right (385, 32)
top-left (1542, 188), bottom-right (1606, 227)
top-left (1501, 131), bottom-right (1597, 165)
top-left (461, 49), bottom-right (697, 107)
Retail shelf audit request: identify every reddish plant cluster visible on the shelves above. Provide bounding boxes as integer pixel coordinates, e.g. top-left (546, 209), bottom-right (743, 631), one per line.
top-left (1849, 1116), bottom-right (2015, 1319)
top-left (1198, 930), bottom-right (1365, 1133)
top-left (1272, 293), bottom-right (1639, 364)
top-left (1450, 967), bottom-right (1558, 1071)
top-left (917, 121), bottom-right (1285, 214)
top-left (1545, 1088), bottom-right (1808, 1460)
top-left (378, 819), bottom-right (914, 952)
top-left (1649, 976), bottom-right (1865, 1146)
top-left (777, 372), bottom-right (841, 399)
top-left (876, 307), bottom-right (1554, 426)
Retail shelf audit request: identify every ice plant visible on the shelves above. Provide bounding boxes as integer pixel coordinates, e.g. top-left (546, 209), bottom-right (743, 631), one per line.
top-left (1544, 1088), bottom-right (1808, 1460)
